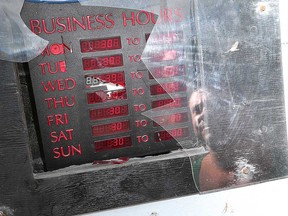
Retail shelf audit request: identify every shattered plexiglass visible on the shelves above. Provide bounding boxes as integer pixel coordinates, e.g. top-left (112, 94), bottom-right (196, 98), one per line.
top-left (0, 0), bottom-right (48, 62)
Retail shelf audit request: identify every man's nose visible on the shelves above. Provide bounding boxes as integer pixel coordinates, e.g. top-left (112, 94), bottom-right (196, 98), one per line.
top-left (195, 111), bottom-right (205, 127)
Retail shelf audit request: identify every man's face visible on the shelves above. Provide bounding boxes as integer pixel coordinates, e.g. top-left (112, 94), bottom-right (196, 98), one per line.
top-left (189, 90), bottom-right (210, 141)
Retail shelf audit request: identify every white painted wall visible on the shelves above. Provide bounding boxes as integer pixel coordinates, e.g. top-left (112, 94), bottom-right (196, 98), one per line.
top-left (86, 178), bottom-right (288, 216)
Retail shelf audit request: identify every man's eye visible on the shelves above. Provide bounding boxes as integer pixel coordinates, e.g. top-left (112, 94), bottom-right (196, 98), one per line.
top-left (194, 103), bottom-right (203, 114)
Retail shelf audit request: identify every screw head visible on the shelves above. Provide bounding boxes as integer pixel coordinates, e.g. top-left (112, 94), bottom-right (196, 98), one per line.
top-left (260, 5), bottom-right (266, 12)
top-left (242, 166), bottom-right (250, 175)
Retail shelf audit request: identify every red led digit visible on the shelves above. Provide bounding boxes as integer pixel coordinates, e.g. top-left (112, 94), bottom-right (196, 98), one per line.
top-left (152, 97), bottom-right (187, 109)
top-left (150, 50), bottom-right (180, 62)
top-left (149, 65), bottom-right (185, 79)
top-left (152, 98), bottom-right (173, 108)
top-left (87, 90), bottom-right (127, 104)
top-left (90, 105), bottom-right (129, 120)
top-left (80, 37), bottom-right (122, 53)
top-left (85, 72), bottom-right (125, 88)
top-left (145, 32), bottom-right (183, 44)
top-left (150, 82), bottom-right (186, 95)
top-left (83, 58), bottom-right (98, 70)
top-left (81, 41), bottom-right (89, 52)
top-left (154, 128), bottom-right (189, 142)
top-left (92, 121), bottom-right (130, 136)
top-left (82, 54), bottom-right (123, 70)
top-left (153, 113), bottom-right (188, 126)
top-left (157, 131), bottom-right (173, 141)
top-left (95, 136), bottom-right (132, 152)
top-left (99, 72), bottom-right (124, 83)
top-left (109, 90), bottom-right (127, 100)
top-left (87, 91), bottom-right (107, 104)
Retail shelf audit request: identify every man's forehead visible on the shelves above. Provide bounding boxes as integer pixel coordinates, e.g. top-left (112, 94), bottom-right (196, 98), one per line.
top-left (189, 91), bottom-right (207, 106)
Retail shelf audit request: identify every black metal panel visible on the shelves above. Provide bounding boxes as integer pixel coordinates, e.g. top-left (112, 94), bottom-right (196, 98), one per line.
top-left (20, 2), bottom-right (193, 170)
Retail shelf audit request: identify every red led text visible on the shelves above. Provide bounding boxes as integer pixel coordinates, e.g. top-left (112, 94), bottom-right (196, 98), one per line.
top-left (133, 104), bottom-right (147, 112)
top-left (130, 71), bottom-right (143, 79)
top-left (128, 55), bottom-right (142, 62)
top-left (137, 135), bottom-right (149, 143)
top-left (30, 14), bottom-right (115, 35)
top-left (126, 38), bottom-right (140, 45)
top-left (53, 144), bottom-right (82, 159)
top-left (47, 113), bottom-right (69, 126)
top-left (39, 61), bottom-right (67, 75)
top-left (41, 78), bottom-right (76, 93)
top-left (42, 43), bottom-right (71, 56)
top-left (132, 88), bottom-right (145, 96)
top-left (122, 8), bottom-right (184, 27)
top-left (45, 95), bottom-right (75, 109)
top-left (50, 129), bottom-right (74, 143)
top-left (135, 119), bottom-right (148, 128)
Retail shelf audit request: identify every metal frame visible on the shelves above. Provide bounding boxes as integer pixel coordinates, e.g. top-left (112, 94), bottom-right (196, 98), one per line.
top-left (0, 63), bottom-right (196, 215)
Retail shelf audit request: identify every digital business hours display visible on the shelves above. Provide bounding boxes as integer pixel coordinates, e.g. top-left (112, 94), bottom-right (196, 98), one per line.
top-left (21, 1), bottom-right (192, 170)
